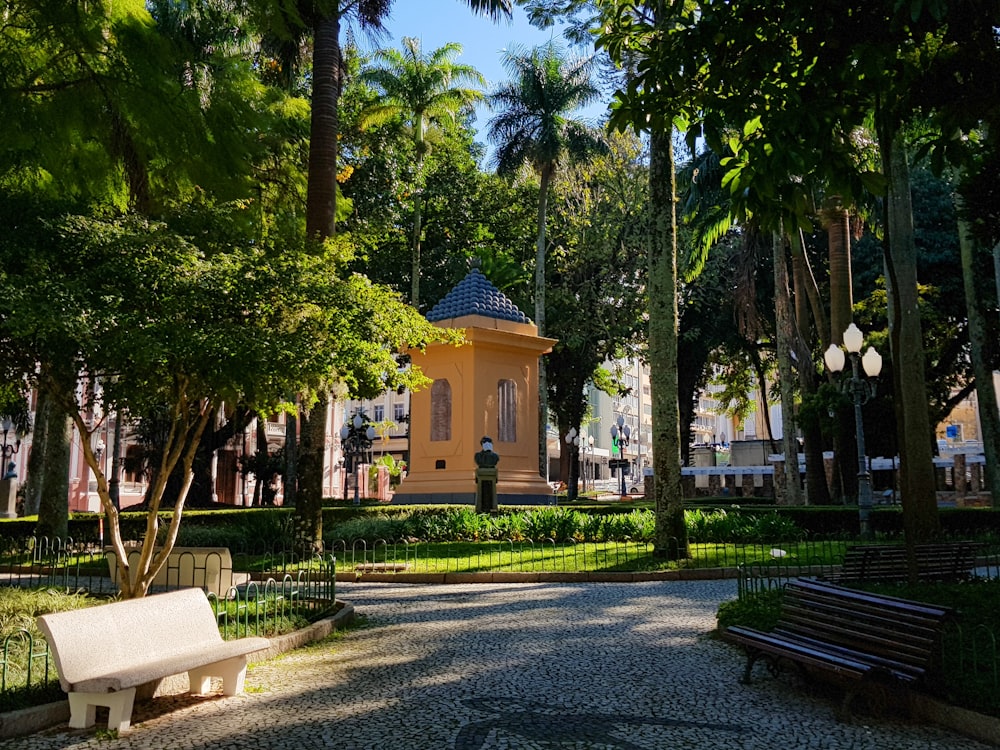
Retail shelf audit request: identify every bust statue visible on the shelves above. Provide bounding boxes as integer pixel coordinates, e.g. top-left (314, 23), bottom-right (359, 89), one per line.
top-left (474, 436), bottom-right (499, 469)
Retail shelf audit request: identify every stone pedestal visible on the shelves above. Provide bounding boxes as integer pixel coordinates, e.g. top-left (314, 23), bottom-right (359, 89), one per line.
top-left (772, 459), bottom-right (786, 504)
top-left (708, 473), bottom-right (722, 495)
top-left (0, 479), bottom-right (18, 519)
top-left (475, 467), bottom-right (498, 514)
top-left (680, 474), bottom-right (694, 498)
top-left (954, 454), bottom-right (967, 497)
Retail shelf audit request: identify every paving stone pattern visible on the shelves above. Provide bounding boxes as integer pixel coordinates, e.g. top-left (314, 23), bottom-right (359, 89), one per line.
top-left (4, 580), bottom-right (994, 749)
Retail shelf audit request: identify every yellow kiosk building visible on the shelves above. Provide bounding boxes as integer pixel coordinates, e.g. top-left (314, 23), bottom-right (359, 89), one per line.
top-left (393, 267), bottom-right (556, 505)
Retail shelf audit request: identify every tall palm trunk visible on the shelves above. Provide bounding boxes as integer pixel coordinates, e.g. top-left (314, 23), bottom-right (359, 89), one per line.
top-left (297, 10), bottom-right (342, 547)
top-left (410, 191), bottom-right (424, 307)
top-left (649, 128), bottom-right (687, 560)
top-left (789, 231), bottom-right (830, 505)
top-left (305, 13), bottom-right (342, 239)
top-left (955, 199), bottom-right (1000, 506)
top-left (536, 165), bottom-right (552, 477)
top-left (881, 127), bottom-right (939, 542)
top-left (825, 202), bottom-right (854, 503)
top-left (773, 229), bottom-right (802, 505)
top-left (411, 120), bottom-right (427, 307)
top-left (827, 202), bottom-right (853, 345)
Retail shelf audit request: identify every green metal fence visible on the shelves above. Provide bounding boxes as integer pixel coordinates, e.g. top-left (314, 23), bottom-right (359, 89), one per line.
top-left (329, 536), bottom-right (858, 575)
top-left (944, 622), bottom-right (1000, 715)
top-left (0, 537), bottom-right (337, 711)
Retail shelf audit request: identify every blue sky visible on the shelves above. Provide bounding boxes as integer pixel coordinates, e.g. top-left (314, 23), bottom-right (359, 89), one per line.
top-left (371, 1), bottom-right (610, 155)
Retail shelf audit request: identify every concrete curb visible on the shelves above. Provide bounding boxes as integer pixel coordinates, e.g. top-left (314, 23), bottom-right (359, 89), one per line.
top-left (0, 601), bottom-right (356, 740)
top-left (909, 693), bottom-right (1000, 748)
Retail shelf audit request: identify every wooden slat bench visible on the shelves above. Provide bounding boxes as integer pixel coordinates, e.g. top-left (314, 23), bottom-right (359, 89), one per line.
top-left (37, 588), bottom-right (270, 733)
top-left (827, 542), bottom-right (980, 584)
top-left (726, 578), bottom-right (953, 716)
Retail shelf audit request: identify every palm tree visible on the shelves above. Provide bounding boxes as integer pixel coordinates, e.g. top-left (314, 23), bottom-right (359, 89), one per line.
top-left (486, 41), bottom-right (603, 475)
top-left (250, 0), bottom-right (512, 548)
top-left (360, 37), bottom-right (486, 307)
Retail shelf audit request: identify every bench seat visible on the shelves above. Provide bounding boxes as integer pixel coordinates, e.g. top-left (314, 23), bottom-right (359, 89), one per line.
top-left (726, 578), bottom-right (952, 716)
top-left (37, 588), bottom-right (270, 733)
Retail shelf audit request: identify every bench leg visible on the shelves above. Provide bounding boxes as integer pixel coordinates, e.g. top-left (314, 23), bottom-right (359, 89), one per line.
top-left (188, 655), bottom-right (249, 697)
top-left (740, 649), bottom-right (774, 685)
top-left (67, 688), bottom-right (136, 733)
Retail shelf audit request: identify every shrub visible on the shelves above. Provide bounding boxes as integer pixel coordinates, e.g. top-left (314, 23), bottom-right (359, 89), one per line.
top-left (716, 589), bottom-right (784, 631)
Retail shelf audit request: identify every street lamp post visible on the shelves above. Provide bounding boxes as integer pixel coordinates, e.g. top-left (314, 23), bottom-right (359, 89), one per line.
top-left (585, 435), bottom-right (594, 494)
top-left (340, 412), bottom-right (376, 506)
top-left (1, 419), bottom-right (21, 479)
top-left (824, 323), bottom-right (883, 539)
top-left (610, 415), bottom-right (631, 498)
top-left (565, 427), bottom-right (580, 498)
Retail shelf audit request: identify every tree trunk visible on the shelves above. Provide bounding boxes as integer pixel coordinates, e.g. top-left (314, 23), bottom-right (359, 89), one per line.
top-left (956, 202), bottom-right (1000, 506)
top-left (34, 396), bottom-right (71, 541)
top-left (284, 403), bottom-right (298, 506)
top-left (22, 388), bottom-right (50, 516)
top-left (295, 394), bottom-right (328, 552)
top-left (994, 241), bottom-right (1000, 314)
top-left (296, 8), bottom-right (342, 537)
top-left (411, 192), bottom-right (423, 307)
top-left (773, 229), bottom-right (802, 505)
top-left (411, 145), bottom-right (426, 308)
top-left (882, 128), bottom-right (939, 542)
top-left (536, 166), bottom-right (552, 478)
top-left (827, 202), bottom-right (854, 346)
top-left (306, 12), bottom-right (342, 240)
top-left (789, 228), bottom-right (827, 351)
top-left (789, 232), bottom-right (830, 505)
top-left (648, 127), bottom-right (687, 560)
top-left (108, 407), bottom-right (123, 510)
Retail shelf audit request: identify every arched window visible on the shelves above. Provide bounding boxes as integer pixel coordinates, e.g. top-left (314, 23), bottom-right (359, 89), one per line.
top-left (431, 379), bottom-right (452, 441)
top-left (498, 379), bottom-right (517, 442)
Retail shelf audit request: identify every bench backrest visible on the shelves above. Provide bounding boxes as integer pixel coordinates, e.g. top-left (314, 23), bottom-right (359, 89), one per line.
top-left (37, 588), bottom-right (223, 692)
top-left (839, 543), bottom-right (978, 583)
top-left (778, 578), bottom-right (952, 677)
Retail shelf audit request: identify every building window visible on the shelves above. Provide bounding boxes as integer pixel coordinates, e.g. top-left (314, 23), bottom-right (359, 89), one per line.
top-left (498, 379), bottom-right (517, 442)
top-left (373, 404), bottom-right (385, 422)
top-left (393, 402), bottom-right (405, 423)
top-left (431, 380), bottom-right (451, 441)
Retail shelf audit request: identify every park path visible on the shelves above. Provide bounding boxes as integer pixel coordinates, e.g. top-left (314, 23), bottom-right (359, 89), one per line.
top-left (4, 580), bottom-right (994, 749)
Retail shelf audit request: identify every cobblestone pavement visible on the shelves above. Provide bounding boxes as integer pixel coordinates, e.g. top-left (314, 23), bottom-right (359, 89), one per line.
top-left (5, 580), bottom-right (995, 750)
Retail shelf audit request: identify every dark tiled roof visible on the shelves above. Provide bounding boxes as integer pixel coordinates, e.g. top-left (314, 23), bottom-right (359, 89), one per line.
top-left (425, 268), bottom-right (530, 324)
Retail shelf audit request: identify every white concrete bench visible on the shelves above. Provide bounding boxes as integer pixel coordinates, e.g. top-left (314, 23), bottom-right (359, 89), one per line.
top-left (36, 588), bottom-right (270, 733)
top-left (105, 546), bottom-right (242, 598)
